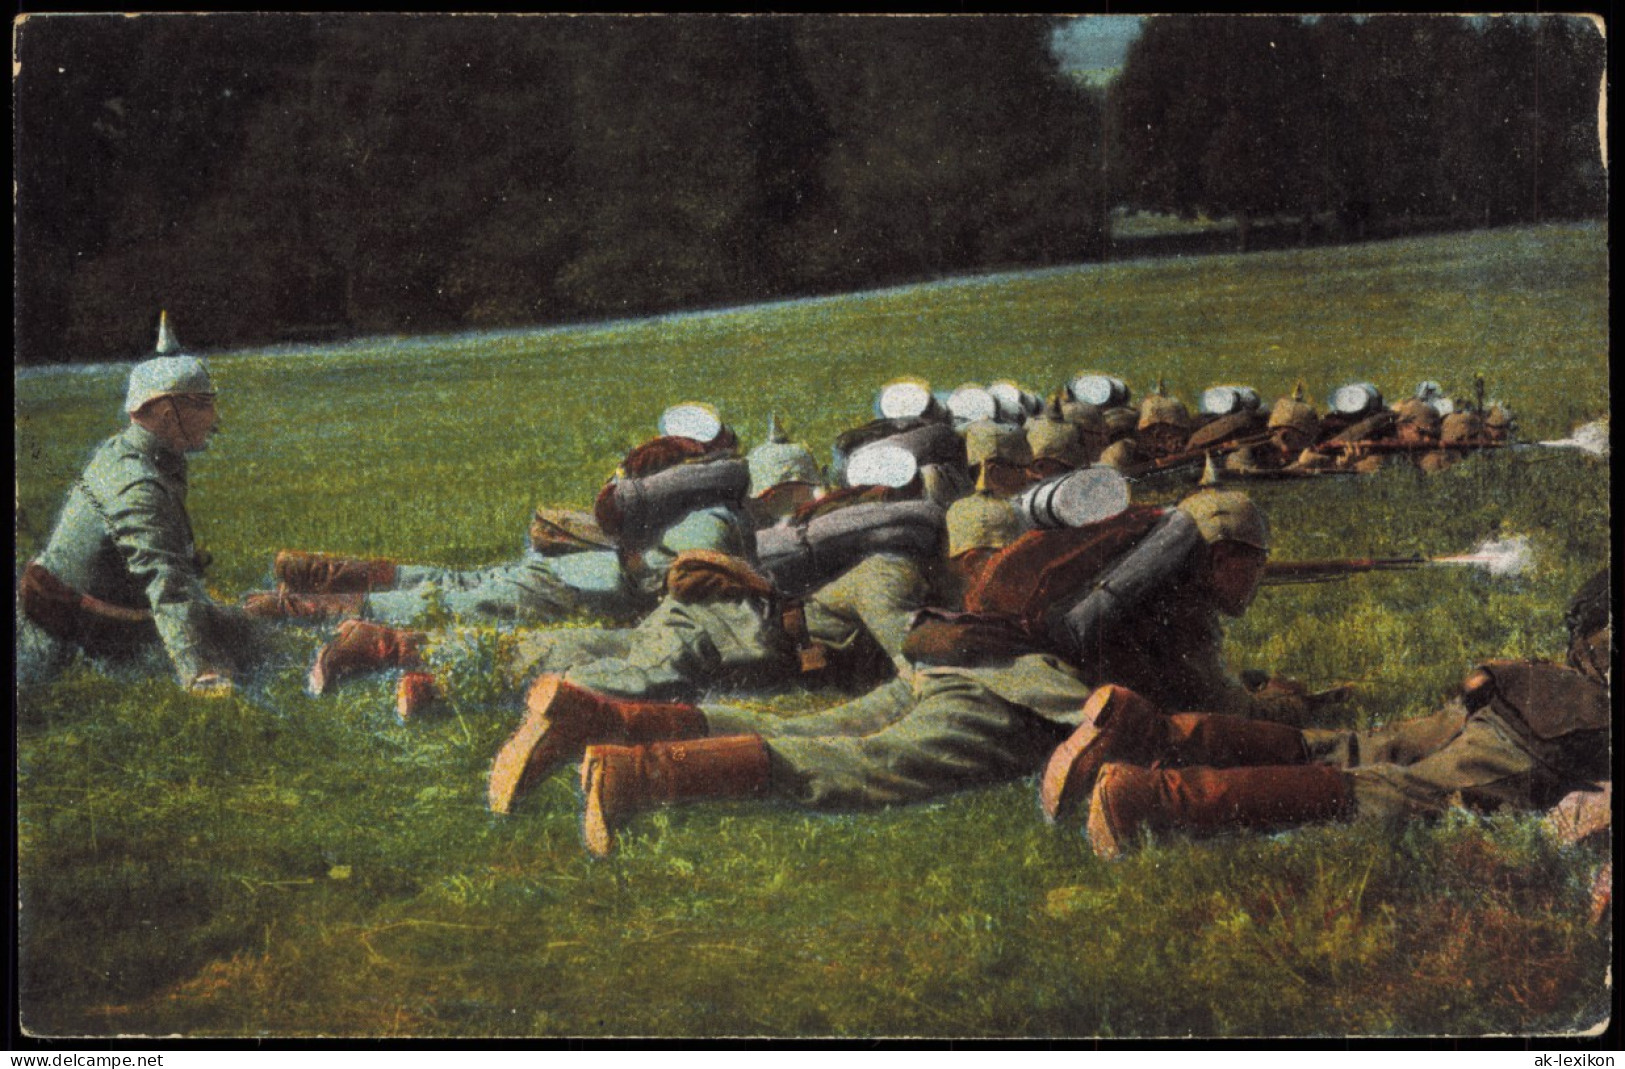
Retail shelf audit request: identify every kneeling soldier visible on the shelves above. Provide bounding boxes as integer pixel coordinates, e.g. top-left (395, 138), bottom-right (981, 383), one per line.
top-left (20, 315), bottom-right (260, 694)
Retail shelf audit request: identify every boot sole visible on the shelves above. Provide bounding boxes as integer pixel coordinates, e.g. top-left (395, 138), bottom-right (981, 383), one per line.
top-left (306, 618), bottom-right (362, 697)
top-left (1085, 767), bottom-right (1129, 860)
top-left (487, 677), bottom-right (566, 814)
top-left (580, 752), bottom-right (615, 857)
top-left (1039, 686), bottom-right (1151, 823)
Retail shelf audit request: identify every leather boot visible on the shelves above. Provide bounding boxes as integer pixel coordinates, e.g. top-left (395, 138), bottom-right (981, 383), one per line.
top-left (1086, 762), bottom-right (1351, 860)
top-left (1162, 713), bottom-right (1308, 769)
top-left (307, 619), bottom-right (426, 695)
top-left (243, 591), bottom-right (365, 621)
top-left (275, 550), bottom-right (399, 594)
top-left (395, 672), bottom-right (443, 723)
top-left (1040, 685), bottom-right (1167, 823)
top-left (580, 735), bottom-right (771, 858)
top-left (486, 676), bottom-right (708, 815)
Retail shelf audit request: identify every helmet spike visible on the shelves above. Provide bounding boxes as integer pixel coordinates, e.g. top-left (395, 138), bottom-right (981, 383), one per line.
top-left (155, 310), bottom-right (181, 355)
top-left (767, 413), bottom-right (786, 443)
top-left (1200, 452), bottom-right (1224, 487)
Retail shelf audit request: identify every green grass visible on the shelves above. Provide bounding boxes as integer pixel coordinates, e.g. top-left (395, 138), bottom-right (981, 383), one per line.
top-left (14, 223), bottom-right (1611, 1038)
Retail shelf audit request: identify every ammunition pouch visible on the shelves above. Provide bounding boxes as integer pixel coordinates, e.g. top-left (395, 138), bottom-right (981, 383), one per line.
top-left (756, 500), bottom-right (945, 599)
top-left (1048, 510), bottom-right (1203, 663)
top-left (780, 601), bottom-right (830, 672)
top-left (19, 562), bottom-right (157, 652)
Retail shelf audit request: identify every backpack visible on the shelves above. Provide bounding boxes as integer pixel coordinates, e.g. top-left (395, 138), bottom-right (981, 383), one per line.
top-left (962, 505), bottom-right (1167, 638)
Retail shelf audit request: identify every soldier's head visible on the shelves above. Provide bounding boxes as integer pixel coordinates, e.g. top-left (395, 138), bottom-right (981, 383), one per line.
top-left (964, 419), bottom-right (1032, 469)
top-left (1394, 399), bottom-right (1442, 444)
top-left (945, 467), bottom-right (1024, 584)
top-left (1267, 398), bottom-right (1321, 454)
top-left (1102, 406), bottom-right (1140, 445)
top-left (1565, 568), bottom-right (1611, 685)
top-left (1484, 403), bottom-right (1515, 443)
top-left (126, 353), bottom-right (219, 453)
top-left (1058, 398), bottom-right (1109, 462)
top-left (747, 427), bottom-right (824, 524)
top-left (1440, 411), bottom-right (1485, 447)
top-left (1137, 395), bottom-right (1191, 458)
top-left (1026, 409), bottom-right (1089, 469)
top-left (1178, 490), bottom-right (1269, 616)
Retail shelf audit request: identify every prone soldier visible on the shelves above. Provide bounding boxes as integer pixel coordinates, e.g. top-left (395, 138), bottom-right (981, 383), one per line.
top-left (247, 404), bottom-right (753, 634)
top-left (1042, 569), bottom-right (1611, 860)
top-left (485, 488), bottom-right (1326, 857)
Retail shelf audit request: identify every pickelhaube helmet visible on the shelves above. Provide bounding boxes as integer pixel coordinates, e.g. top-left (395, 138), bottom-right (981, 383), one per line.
top-left (946, 467), bottom-right (1024, 557)
top-left (1137, 392), bottom-right (1191, 432)
top-left (964, 419), bottom-right (1032, 467)
top-left (1026, 396), bottom-right (1089, 465)
top-left (1394, 398), bottom-right (1443, 434)
top-left (1267, 398), bottom-right (1320, 438)
top-left (1440, 411), bottom-right (1485, 446)
top-left (747, 416), bottom-right (822, 497)
top-left (125, 312), bottom-right (215, 413)
top-left (1177, 490), bottom-right (1269, 552)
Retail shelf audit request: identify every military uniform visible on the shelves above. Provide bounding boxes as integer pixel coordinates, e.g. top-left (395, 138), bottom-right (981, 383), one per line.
top-left (702, 652), bottom-right (1088, 808)
top-left (1304, 660), bottom-right (1608, 821)
top-left (23, 366), bottom-right (257, 688)
top-left (363, 503), bottom-right (752, 629)
top-left (1076, 569), bottom-right (1613, 857)
top-left (683, 494), bottom-right (1295, 808)
top-left (496, 550), bottom-right (934, 700)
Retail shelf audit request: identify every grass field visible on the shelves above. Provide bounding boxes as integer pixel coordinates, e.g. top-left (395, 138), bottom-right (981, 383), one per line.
top-left (14, 223), bottom-right (1611, 1039)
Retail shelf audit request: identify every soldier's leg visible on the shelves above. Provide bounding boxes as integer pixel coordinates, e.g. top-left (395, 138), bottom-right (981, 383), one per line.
top-left (15, 607), bottom-right (73, 686)
top-left (561, 598), bottom-right (793, 701)
top-left (503, 625), bottom-right (637, 682)
top-left (1345, 714), bottom-right (1539, 821)
top-left (702, 676), bottom-right (916, 739)
top-left (762, 672), bottom-right (1070, 809)
top-left (364, 554), bottom-right (638, 628)
top-left (1303, 700), bottom-right (1469, 769)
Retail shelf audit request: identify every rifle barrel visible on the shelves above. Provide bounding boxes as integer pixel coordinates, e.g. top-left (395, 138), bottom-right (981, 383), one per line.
top-left (1263, 557), bottom-right (1428, 584)
top-left (1121, 432), bottom-right (1275, 479)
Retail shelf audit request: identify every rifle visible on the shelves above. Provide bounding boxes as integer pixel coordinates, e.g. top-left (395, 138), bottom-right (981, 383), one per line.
top-left (1262, 555), bottom-right (1428, 585)
top-left (1264, 536), bottom-right (1534, 586)
top-left (1309, 438), bottom-right (1504, 457)
top-left (1120, 432), bottom-right (1276, 480)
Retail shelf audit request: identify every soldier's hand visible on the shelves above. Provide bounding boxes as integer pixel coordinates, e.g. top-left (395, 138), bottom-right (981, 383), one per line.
top-left (189, 672), bottom-right (235, 698)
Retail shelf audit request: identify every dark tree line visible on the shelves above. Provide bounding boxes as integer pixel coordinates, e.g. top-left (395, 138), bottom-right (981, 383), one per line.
top-left (15, 14), bottom-right (1605, 365)
top-left (1109, 15), bottom-right (1606, 248)
top-left (15, 14), bottom-right (1104, 363)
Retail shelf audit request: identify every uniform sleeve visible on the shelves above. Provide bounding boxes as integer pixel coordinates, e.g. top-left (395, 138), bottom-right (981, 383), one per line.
top-left (645, 507), bottom-right (753, 570)
top-left (809, 555), bottom-right (933, 666)
top-left (105, 476), bottom-right (219, 684)
top-left (1145, 608), bottom-right (1261, 716)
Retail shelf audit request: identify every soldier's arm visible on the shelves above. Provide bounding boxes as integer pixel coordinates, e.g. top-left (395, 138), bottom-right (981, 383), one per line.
top-left (812, 555), bottom-right (933, 665)
top-left (635, 506), bottom-right (754, 598)
top-left (105, 476), bottom-right (223, 686)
